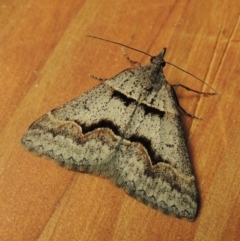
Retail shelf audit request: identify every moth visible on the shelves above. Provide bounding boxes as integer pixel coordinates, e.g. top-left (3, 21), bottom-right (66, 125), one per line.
top-left (22, 36), bottom-right (216, 220)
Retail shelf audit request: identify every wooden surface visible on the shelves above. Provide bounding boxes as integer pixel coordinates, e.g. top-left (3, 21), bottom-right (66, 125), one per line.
top-left (0, 1), bottom-right (239, 240)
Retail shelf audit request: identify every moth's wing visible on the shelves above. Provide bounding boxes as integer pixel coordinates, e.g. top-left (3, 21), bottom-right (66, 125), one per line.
top-left (22, 69), bottom-right (142, 175)
top-left (106, 76), bottom-right (198, 219)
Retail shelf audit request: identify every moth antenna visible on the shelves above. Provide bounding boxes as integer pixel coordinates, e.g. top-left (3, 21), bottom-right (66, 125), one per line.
top-left (166, 61), bottom-right (217, 94)
top-left (87, 35), bottom-right (152, 57)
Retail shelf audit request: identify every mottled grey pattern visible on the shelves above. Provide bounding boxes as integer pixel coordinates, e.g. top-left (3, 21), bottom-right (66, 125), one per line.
top-left (22, 48), bottom-right (198, 220)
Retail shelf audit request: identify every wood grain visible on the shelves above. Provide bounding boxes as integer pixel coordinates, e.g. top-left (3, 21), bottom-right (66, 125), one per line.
top-left (0, 0), bottom-right (239, 240)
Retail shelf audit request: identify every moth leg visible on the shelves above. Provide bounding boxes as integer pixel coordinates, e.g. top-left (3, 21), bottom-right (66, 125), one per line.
top-left (121, 48), bottom-right (141, 67)
top-left (172, 84), bottom-right (216, 95)
top-left (89, 66), bottom-right (137, 82)
top-left (89, 47), bottom-right (140, 82)
top-left (177, 104), bottom-right (202, 120)
top-left (89, 74), bottom-right (107, 82)
top-left (172, 87), bottom-right (202, 119)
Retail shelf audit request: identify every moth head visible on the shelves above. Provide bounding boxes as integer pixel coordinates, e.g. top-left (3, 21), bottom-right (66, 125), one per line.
top-left (150, 48), bottom-right (167, 68)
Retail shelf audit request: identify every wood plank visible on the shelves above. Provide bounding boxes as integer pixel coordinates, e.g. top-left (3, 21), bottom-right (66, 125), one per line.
top-left (0, 0), bottom-right (239, 240)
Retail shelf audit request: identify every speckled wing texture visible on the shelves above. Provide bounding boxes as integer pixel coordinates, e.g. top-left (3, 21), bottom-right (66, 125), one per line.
top-left (22, 48), bottom-right (198, 220)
